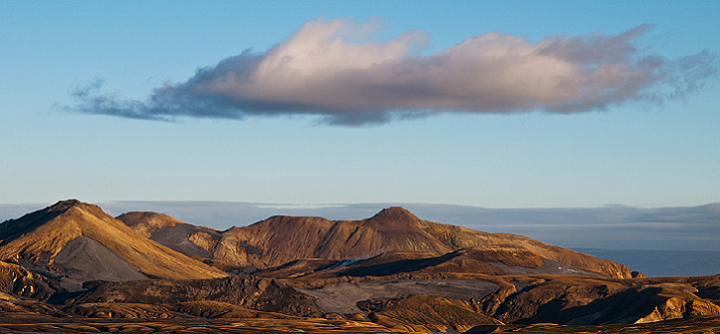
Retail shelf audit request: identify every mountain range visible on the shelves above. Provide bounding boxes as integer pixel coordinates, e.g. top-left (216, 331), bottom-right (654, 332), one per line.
top-left (1, 199), bottom-right (719, 333)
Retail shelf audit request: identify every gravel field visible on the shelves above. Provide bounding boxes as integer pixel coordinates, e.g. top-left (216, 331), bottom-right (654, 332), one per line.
top-left (298, 279), bottom-right (499, 314)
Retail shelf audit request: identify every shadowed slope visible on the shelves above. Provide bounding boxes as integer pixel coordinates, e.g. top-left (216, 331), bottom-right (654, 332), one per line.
top-left (259, 247), bottom-right (601, 282)
top-left (0, 200), bottom-right (227, 282)
top-left (327, 247), bottom-right (546, 278)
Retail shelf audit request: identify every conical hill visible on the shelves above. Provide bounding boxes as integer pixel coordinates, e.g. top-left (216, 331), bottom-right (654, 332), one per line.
top-left (0, 200), bottom-right (227, 286)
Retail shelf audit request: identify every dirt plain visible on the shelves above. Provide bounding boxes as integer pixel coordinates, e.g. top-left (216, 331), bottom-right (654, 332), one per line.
top-left (299, 279), bottom-right (500, 314)
top-left (1, 314), bottom-right (719, 333)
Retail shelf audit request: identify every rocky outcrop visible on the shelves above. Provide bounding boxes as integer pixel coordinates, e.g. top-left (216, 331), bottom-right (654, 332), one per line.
top-left (61, 275), bottom-right (321, 317)
top-left (0, 260), bottom-right (58, 301)
top-left (359, 295), bottom-right (503, 333)
top-left (490, 277), bottom-right (720, 325)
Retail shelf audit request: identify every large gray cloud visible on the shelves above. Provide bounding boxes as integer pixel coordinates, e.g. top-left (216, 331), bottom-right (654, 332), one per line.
top-left (69, 18), bottom-right (718, 125)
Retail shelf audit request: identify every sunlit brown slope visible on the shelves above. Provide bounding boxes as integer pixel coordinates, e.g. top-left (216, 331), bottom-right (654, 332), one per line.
top-left (419, 220), bottom-right (638, 279)
top-left (488, 275), bottom-right (720, 325)
top-left (116, 211), bottom-right (188, 238)
top-left (116, 206), bottom-right (636, 278)
top-left (211, 207), bottom-right (454, 269)
top-left (0, 200), bottom-right (226, 281)
top-left (117, 212), bottom-right (222, 259)
top-left (196, 207), bottom-right (635, 278)
top-left (360, 295), bottom-right (503, 333)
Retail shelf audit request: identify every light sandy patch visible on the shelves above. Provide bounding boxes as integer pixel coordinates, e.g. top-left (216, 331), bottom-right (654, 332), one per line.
top-left (489, 259), bottom-right (602, 277)
top-left (297, 279), bottom-right (499, 314)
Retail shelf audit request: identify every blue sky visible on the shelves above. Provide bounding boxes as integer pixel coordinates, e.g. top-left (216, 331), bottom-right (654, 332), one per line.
top-left (2, 1), bottom-right (718, 208)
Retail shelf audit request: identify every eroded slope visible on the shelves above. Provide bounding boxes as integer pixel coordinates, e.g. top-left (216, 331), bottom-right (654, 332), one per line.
top-left (121, 206), bottom-right (637, 279)
top-left (0, 200), bottom-right (226, 284)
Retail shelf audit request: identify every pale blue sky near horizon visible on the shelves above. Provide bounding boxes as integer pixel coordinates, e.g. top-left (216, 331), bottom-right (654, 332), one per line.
top-left (1, 1), bottom-right (718, 208)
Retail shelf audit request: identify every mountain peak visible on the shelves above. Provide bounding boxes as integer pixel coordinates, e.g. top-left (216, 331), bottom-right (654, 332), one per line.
top-left (371, 207), bottom-right (419, 221)
top-left (0, 200), bottom-right (227, 284)
top-left (365, 207), bottom-right (423, 230)
top-left (48, 199), bottom-right (97, 213)
top-left (0, 199), bottom-right (93, 246)
top-left (51, 198), bottom-right (80, 207)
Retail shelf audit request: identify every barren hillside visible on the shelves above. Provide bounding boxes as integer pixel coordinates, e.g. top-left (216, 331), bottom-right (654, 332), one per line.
top-left (0, 200), bottom-right (226, 288)
top-left (121, 206), bottom-right (637, 278)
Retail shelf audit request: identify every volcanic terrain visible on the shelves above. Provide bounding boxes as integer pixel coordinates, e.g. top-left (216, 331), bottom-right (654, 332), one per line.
top-left (118, 206), bottom-right (639, 279)
top-left (1, 199), bottom-right (719, 333)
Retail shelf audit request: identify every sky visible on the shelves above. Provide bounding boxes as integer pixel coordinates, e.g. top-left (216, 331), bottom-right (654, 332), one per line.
top-left (2, 1), bottom-right (719, 208)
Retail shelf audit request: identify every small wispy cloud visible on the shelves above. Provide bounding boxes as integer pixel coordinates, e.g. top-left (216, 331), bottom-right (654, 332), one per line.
top-left (67, 17), bottom-right (718, 126)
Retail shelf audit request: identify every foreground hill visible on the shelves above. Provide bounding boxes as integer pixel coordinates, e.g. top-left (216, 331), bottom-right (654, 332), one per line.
top-left (1, 315), bottom-right (719, 333)
top-left (120, 207), bottom-right (638, 279)
top-left (489, 274), bottom-right (720, 325)
top-left (0, 200), bottom-right (226, 289)
top-left (3, 261), bottom-right (719, 330)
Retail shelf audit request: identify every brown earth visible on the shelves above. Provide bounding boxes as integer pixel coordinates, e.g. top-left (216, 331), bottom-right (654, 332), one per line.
top-left (0, 260), bottom-right (58, 301)
top-left (255, 248), bottom-right (601, 285)
top-left (63, 302), bottom-right (180, 319)
top-left (360, 295), bottom-right (503, 333)
top-left (257, 248), bottom-right (552, 279)
top-left (115, 211), bottom-right (185, 238)
top-left (488, 274), bottom-right (720, 325)
top-left (420, 219), bottom-right (639, 279)
top-left (0, 200), bottom-right (227, 283)
top-left (0, 314), bottom-right (410, 334)
top-left (298, 278), bottom-right (500, 314)
top-left (2, 256), bottom-right (720, 331)
top-left (0, 314), bottom-right (719, 333)
top-left (117, 211), bottom-right (223, 259)
top-left (289, 272), bottom-right (720, 327)
top-left (62, 300), bottom-right (296, 320)
top-left (60, 275), bottom-right (322, 317)
top-left (121, 206), bottom-right (637, 279)
top-left (4, 200), bottom-right (719, 333)
top-left (172, 300), bottom-right (297, 319)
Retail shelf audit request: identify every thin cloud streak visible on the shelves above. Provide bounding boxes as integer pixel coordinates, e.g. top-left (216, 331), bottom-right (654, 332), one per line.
top-left (68, 18), bottom-right (718, 125)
